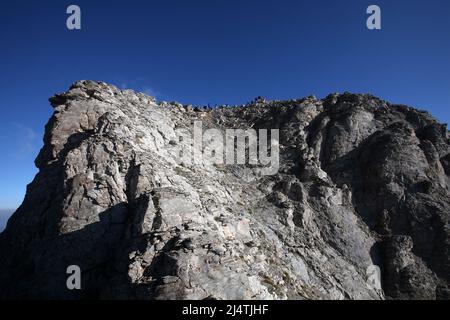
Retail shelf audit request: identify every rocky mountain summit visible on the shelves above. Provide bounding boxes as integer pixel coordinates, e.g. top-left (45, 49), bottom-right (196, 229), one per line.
top-left (0, 80), bottom-right (449, 300)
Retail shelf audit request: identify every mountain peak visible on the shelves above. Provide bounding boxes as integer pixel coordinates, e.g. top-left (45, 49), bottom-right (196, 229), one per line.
top-left (1, 81), bottom-right (449, 299)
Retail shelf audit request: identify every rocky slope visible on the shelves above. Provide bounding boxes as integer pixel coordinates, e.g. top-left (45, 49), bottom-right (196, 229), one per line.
top-left (0, 209), bottom-right (14, 233)
top-left (0, 80), bottom-right (449, 299)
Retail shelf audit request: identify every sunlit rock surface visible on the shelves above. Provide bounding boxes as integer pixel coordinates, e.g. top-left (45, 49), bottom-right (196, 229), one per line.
top-left (0, 81), bottom-right (449, 299)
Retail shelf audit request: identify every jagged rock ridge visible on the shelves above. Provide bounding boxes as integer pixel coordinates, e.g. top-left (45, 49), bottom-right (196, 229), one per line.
top-left (0, 80), bottom-right (449, 299)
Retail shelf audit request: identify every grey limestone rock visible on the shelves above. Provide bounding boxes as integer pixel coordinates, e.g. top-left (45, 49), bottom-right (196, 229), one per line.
top-left (0, 81), bottom-right (449, 300)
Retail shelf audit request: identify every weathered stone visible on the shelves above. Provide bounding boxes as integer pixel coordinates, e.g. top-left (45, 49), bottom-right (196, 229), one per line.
top-left (0, 81), bottom-right (449, 300)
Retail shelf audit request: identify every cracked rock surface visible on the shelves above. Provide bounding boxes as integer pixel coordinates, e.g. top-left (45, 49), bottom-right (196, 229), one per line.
top-left (0, 80), bottom-right (449, 299)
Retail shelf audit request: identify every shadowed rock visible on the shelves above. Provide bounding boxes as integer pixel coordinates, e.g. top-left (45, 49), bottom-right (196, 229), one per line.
top-left (0, 81), bottom-right (449, 300)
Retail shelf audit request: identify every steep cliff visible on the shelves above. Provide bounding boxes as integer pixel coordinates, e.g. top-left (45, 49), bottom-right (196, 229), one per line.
top-left (0, 81), bottom-right (449, 299)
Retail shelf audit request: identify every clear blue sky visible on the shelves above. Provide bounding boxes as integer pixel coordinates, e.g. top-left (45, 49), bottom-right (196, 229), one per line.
top-left (0, 0), bottom-right (449, 211)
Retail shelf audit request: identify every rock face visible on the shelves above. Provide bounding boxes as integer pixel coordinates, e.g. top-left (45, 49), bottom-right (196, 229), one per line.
top-left (0, 80), bottom-right (449, 300)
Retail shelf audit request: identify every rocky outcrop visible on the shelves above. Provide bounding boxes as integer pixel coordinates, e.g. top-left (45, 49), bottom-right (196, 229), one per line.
top-left (0, 81), bottom-right (449, 299)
